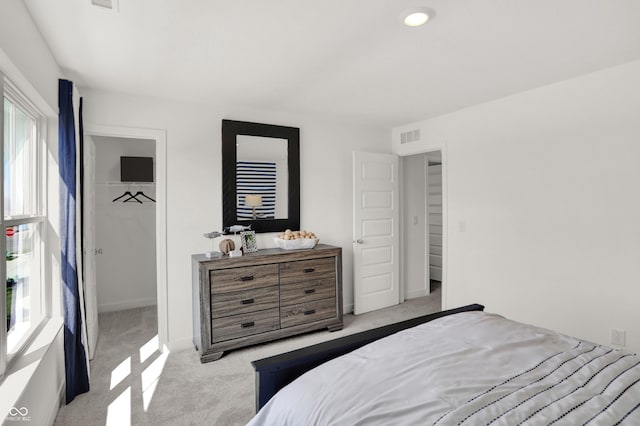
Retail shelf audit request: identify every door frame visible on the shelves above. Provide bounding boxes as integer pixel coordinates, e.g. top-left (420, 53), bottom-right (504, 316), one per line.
top-left (83, 124), bottom-right (169, 352)
top-left (398, 147), bottom-right (447, 308)
top-left (399, 153), bottom-right (432, 302)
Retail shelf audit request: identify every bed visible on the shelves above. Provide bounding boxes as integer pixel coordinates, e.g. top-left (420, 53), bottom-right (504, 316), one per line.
top-left (249, 304), bottom-right (640, 425)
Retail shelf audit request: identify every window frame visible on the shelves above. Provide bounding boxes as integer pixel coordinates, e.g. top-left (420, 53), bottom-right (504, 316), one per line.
top-left (0, 74), bottom-right (48, 378)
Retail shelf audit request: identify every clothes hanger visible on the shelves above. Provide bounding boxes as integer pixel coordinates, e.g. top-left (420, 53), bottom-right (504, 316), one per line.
top-left (113, 191), bottom-right (136, 202)
top-left (122, 191), bottom-right (155, 203)
top-left (112, 181), bottom-right (155, 203)
top-left (136, 191), bottom-right (156, 203)
top-left (122, 191), bottom-right (143, 203)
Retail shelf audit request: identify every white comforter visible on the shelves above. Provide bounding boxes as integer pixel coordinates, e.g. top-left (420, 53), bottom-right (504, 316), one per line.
top-left (248, 311), bottom-right (640, 425)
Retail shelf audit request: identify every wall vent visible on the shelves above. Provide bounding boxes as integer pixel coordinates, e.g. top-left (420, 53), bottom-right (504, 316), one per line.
top-left (400, 129), bottom-right (420, 144)
top-left (92, 0), bottom-right (115, 9)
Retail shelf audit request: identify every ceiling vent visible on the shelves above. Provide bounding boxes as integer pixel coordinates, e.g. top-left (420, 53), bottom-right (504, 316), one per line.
top-left (91, 0), bottom-right (116, 9)
top-left (400, 129), bottom-right (420, 144)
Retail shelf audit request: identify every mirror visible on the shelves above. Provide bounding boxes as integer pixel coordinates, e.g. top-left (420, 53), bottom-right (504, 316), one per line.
top-left (236, 135), bottom-right (288, 220)
top-left (222, 120), bottom-right (300, 233)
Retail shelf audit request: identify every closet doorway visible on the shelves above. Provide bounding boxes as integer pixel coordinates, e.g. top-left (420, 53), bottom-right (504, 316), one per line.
top-left (401, 150), bottom-right (443, 303)
top-left (83, 125), bottom-right (168, 358)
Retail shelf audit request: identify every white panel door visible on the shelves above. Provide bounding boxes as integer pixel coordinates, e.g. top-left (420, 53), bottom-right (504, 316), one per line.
top-left (83, 135), bottom-right (99, 359)
top-left (353, 152), bottom-right (400, 314)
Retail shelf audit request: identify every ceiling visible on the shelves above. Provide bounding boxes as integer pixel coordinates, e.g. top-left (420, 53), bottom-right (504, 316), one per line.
top-left (24, 0), bottom-right (640, 127)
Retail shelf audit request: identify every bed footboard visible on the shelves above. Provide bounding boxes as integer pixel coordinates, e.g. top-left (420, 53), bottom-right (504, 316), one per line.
top-left (251, 303), bottom-right (484, 412)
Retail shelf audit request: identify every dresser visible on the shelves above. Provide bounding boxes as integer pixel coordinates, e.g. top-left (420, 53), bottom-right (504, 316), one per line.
top-left (192, 244), bottom-right (343, 362)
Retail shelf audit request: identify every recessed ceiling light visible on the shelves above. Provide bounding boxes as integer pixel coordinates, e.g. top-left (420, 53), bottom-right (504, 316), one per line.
top-left (402, 8), bottom-right (433, 27)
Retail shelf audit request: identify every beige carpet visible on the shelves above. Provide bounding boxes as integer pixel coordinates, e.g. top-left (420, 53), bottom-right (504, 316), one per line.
top-left (54, 286), bottom-right (441, 425)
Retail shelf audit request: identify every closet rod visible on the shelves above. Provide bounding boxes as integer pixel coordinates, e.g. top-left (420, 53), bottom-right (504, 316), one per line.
top-left (95, 182), bottom-right (155, 186)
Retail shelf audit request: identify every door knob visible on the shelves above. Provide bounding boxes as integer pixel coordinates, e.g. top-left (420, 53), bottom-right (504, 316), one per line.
top-left (354, 239), bottom-right (364, 244)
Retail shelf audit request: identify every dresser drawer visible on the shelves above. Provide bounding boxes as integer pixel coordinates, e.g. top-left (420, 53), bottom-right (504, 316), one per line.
top-left (281, 297), bottom-right (336, 328)
top-left (211, 285), bottom-right (279, 319)
top-left (279, 257), bottom-right (335, 285)
top-left (210, 264), bottom-right (279, 294)
top-left (280, 279), bottom-right (335, 306)
top-left (211, 308), bottom-right (280, 342)
top-left (193, 245), bottom-right (343, 362)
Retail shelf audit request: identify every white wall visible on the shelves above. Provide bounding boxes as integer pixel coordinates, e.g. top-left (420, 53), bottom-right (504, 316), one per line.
top-left (393, 59), bottom-right (640, 353)
top-left (80, 89), bottom-right (390, 349)
top-left (0, 2), bottom-right (60, 111)
top-left (1, 1), bottom-right (65, 424)
top-left (402, 154), bottom-right (429, 299)
top-left (92, 136), bottom-right (157, 312)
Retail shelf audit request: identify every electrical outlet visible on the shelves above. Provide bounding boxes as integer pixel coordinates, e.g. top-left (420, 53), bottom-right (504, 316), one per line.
top-left (611, 329), bottom-right (626, 347)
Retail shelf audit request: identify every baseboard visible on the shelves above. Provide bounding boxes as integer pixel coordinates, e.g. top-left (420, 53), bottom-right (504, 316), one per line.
top-left (98, 297), bottom-right (156, 313)
top-left (406, 289), bottom-right (429, 300)
top-left (168, 337), bottom-right (195, 353)
top-left (47, 380), bottom-right (65, 425)
top-left (343, 303), bottom-right (354, 315)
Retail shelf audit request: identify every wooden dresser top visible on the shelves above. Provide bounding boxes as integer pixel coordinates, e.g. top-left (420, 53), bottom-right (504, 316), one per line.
top-left (192, 244), bottom-right (341, 270)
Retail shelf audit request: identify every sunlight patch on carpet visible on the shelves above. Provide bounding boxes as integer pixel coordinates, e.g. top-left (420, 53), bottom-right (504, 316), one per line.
top-left (110, 357), bottom-right (131, 390)
top-left (107, 386), bottom-right (131, 426)
top-left (141, 351), bottom-right (168, 411)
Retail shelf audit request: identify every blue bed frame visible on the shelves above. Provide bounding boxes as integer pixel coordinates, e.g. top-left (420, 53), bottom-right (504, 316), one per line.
top-left (251, 303), bottom-right (485, 412)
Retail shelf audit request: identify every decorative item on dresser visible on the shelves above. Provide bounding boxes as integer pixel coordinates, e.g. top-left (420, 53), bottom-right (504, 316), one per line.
top-left (192, 244), bottom-right (343, 362)
top-left (203, 231), bottom-right (223, 258)
top-left (240, 230), bottom-right (258, 253)
top-left (218, 238), bottom-right (235, 255)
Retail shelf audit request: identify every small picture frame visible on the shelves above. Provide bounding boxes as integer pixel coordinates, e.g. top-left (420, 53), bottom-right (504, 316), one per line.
top-left (240, 230), bottom-right (258, 253)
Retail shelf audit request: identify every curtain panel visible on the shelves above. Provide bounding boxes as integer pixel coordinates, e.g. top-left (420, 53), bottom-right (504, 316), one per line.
top-left (59, 79), bottom-right (90, 403)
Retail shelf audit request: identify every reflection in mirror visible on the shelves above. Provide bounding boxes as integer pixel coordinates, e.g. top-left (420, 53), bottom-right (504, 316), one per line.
top-left (222, 119), bottom-right (300, 233)
top-left (236, 135), bottom-right (288, 221)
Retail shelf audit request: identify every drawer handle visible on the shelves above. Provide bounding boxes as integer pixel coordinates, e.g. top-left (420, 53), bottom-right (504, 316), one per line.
top-left (304, 309), bottom-right (316, 316)
top-left (303, 268), bottom-right (315, 273)
top-left (241, 298), bottom-right (255, 305)
top-left (241, 321), bottom-right (255, 328)
top-left (304, 289), bottom-right (316, 294)
top-left (240, 275), bottom-right (255, 282)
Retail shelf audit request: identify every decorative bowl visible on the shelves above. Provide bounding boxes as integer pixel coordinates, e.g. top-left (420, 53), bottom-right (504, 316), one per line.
top-left (274, 237), bottom-right (319, 250)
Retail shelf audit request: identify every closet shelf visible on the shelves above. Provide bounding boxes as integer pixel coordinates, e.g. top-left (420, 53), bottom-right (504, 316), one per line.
top-left (96, 182), bottom-right (156, 186)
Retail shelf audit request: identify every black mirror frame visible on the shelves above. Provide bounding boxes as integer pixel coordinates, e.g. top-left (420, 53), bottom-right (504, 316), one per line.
top-left (222, 119), bottom-right (300, 233)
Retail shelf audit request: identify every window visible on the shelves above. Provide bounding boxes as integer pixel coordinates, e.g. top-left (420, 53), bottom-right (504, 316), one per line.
top-left (1, 76), bottom-right (46, 377)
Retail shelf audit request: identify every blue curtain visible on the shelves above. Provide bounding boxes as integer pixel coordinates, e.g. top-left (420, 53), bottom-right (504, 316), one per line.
top-left (59, 79), bottom-right (89, 403)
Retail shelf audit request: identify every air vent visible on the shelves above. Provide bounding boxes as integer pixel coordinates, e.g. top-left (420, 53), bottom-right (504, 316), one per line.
top-left (91, 0), bottom-right (116, 9)
top-left (400, 129), bottom-right (420, 144)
